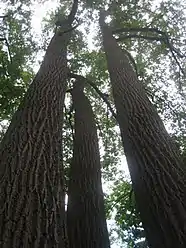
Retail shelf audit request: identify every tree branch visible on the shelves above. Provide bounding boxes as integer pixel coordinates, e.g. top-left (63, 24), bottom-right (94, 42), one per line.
top-left (68, 0), bottom-right (78, 24)
top-left (64, 103), bottom-right (74, 140)
top-left (170, 46), bottom-right (185, 59)
top-left (0, 37), bottom-right (12, 63)
top-left (113, 27), bottom-right (185, 76)
top-left (113, 27), bottom-right (165, 36)
top-left (68, 73), bottom-right (118, 120)
top-left (124, 49), bottom-right (138, 75)
top-left (0, 15), bottom-right (8, 19)
top-left (116, 34), bottom-right (164, 42)
top-left (61, 19), bottom-right (80, 35)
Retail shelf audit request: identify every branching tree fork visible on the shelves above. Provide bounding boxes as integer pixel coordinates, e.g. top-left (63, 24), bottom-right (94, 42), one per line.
top-left (68, 73), bottom-right (117, 119)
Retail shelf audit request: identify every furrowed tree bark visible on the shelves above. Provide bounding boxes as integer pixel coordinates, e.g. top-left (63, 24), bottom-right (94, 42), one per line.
top-left (67, 80), bottom-right (110, 248)
top-left (0, 1), bottom-right (78, 246)
top-left (99, 12), bottom-right (186, 248)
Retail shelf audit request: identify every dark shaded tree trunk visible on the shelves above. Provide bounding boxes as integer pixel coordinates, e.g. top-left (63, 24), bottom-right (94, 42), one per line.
top-left (67, 80), bottom-right (110, 248)
top-left (99, 13), bottom-right (186, 248)
top-left (0, 1), bottom-right (78, 246)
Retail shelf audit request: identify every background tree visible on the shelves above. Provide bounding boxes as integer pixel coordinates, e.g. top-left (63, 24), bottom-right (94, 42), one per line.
top-left (0, 2), bottom-right (36, 121)
top-left (67, 78), bottom-right (110, 248)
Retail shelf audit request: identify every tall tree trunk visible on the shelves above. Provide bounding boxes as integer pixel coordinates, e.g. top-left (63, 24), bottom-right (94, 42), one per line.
top-left (0, 1), bottom-right (78, 246)
top-left (99, 13), bottom-right (186, 248)
top-left (67, 79), bottom-right (110, 248)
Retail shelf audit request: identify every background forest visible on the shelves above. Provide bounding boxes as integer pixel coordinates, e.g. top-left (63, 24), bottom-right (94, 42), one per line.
top-left (0, 0), bottom-right (186, 247)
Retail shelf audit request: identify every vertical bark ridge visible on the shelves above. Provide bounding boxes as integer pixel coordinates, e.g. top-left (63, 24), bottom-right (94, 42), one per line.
top-left (67, 80), bottom-right (110, 248)
top-left (0, 27), bottom-right (71, 248)
top-left (99, 13), bottom-right (186, 248)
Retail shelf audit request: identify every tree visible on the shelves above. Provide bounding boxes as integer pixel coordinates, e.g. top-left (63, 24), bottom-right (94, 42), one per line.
top-left (0, 3), bottom-right (36, 120)
top-left (99, 11), bottom-right (186, 248)
top-left (105, 179), bottom-right (147, 247)
top-left (0, 0), bottom-right (78, 247)
top-left (67, 78), bottom-right (110, 248)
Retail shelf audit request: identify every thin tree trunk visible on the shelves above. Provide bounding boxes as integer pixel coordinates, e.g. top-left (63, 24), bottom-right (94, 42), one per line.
top-left (67, 80), bottom-right (110, 248)
top-left (99, 12), bottom-right (186, 248)
top-left (0, 1), bottom-right (78, 246)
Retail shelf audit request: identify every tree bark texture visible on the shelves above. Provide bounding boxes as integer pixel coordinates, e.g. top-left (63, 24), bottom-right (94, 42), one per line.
top-left (0, 25), bottom-right (72, 248)
top-left (67, 80), bottom-right (110, 248)
top-left (99, 13), bottom-right (186, 248)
